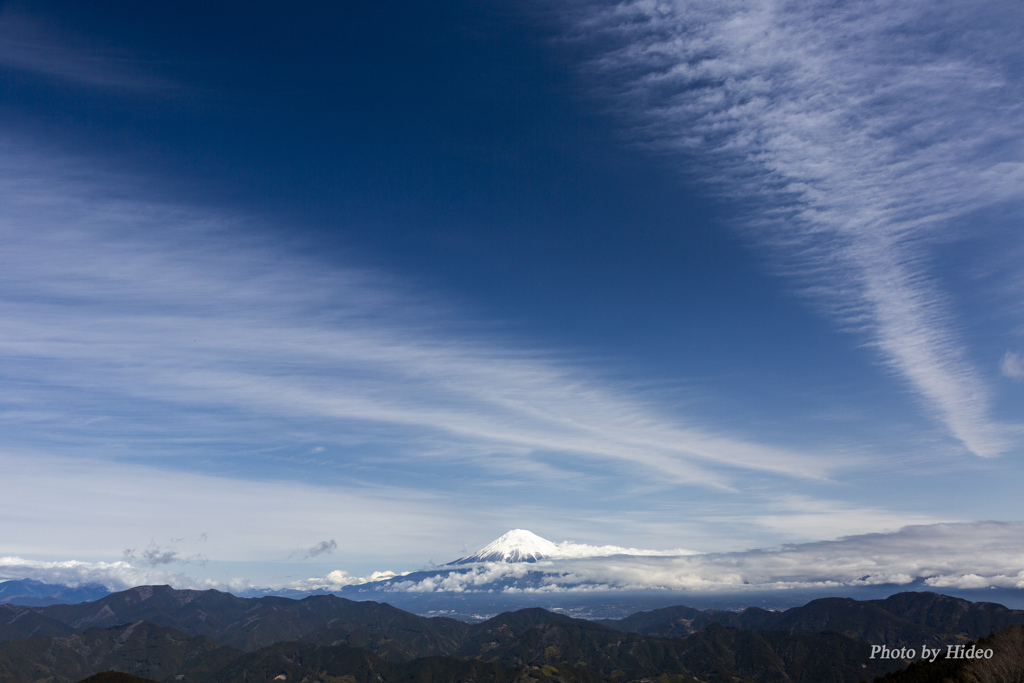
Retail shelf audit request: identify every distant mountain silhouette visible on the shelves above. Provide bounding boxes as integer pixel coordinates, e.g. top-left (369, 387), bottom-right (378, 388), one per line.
top-left (0, 578), bottom-right (109, 606)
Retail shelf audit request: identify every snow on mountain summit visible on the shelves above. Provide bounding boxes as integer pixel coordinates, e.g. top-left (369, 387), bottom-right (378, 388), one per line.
top-left (447, 529), bottom-right (698, 565)
top-left (449, 529), bottom-right (559, 564)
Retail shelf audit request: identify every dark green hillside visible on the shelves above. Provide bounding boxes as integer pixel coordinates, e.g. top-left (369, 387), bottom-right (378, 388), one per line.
top-left (301, 612), bottom-right (469, 662)
top-left (35, 586), bottom-right (1024, 659)
top-left (3, 588), bottom-right (1019, 683)
top-left (294, 596), bottom-right (469, 661)
top-left (733, 597), bottom-right (942, 649)
top-left (457, 608), bottom-right (898, 682)
top-left (192, 592), bottom-right (469, 653)
top-left (34, 585), bottom-right (469, 654)
top-left (677, 624), bottom-right (896, 683)
top-left (458, 608), bottom-right (587, 656)
top-left (0, 602), bottom-right (76, 641)
top-left (38, 585), bottom-right (248, 632)
top-left (868, 592), bottom-right (1024, 639)
top-left (78, 673), bottom-right (161, 683)
top-left (597, 605), bottom-right (713, 638)
top-left (604, 592), bottom-right (1024, 650)
top-left (0, 620), bottom-right (593, 683)
top-left (211, 641), bottom-right (601, 683)
top-left (0, 609), bottom-right (902, 683)
top-left (0, 620), bottom-right (237, 683)
top-left (463, 609), bottom-right (682, 675)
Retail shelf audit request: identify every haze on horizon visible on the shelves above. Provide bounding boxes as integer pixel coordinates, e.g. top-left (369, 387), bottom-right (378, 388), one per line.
top-left (0, 0), bottom-right (1022, 593)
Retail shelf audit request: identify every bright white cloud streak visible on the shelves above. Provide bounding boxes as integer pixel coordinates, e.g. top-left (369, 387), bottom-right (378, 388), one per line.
top-left (0, 143), bottom-right (843, 495)
top-left (565, 0), bottom-right (1024, 456)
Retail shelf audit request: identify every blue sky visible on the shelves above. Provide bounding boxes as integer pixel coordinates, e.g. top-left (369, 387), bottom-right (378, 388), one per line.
top-left (0, 0), bottom-right (1022, 591)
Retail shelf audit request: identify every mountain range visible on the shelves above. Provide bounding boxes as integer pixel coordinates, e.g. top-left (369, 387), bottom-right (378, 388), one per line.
top-left (0, 578), bottom-right (110, 606)
top-left (2, 584), bottom-right (1024, 682)
top-left (5, 531), bottom-right (1024, 681)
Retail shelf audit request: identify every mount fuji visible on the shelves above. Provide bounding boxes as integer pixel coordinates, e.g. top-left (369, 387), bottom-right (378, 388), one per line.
top-left (308, 528), bottom-right (696, 610)
top-left (249, 525), bottom-right (1024, 620)
top-left (448, 529), bottom-right (558, 564)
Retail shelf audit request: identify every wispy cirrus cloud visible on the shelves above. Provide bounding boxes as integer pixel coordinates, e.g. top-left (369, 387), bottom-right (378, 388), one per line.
top-left (0, 143), bottom-right (846, 493)
top-left (0, 9), bottom-right (168, 90)
top-left (1002, 352), bottom-right (1024, 380)
top-left (717, 495), bottom-right (951, 541)
top-left (563, 0), bottom-right (1024, 456)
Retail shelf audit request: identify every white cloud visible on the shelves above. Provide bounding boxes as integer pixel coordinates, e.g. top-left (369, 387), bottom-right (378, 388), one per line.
top-left (383, 521), bottom-right (1024, 593)
top-left (0, 556), bottom-right (206, 592)
top-left (550, 541), bottom-right (698, 559)
top-left (564, 0), bottom-right (1024, 456)
top-left (0, 142), bottom-right (849, 496)
top-left (1002, 352), bottom-right (1024, 380)
top-left (8, 521), bottom-right (1021, 595)
top-left (291, 569), bottom-right (403, 591)
top-left (925, 573), bottom-right (994, 590)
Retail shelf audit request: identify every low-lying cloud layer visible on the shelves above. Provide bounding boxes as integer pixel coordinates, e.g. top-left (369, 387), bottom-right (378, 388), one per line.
top-left (545, 541), bottom-right (698, 559)
top-left (294, 570), bottom-right (405, 591)
top-left (5, 522), bottom-right (1020, 595)
top-left (379, 522), bottom-right (1024, 593)
top-left (0, 556), bottom-right (220, 593)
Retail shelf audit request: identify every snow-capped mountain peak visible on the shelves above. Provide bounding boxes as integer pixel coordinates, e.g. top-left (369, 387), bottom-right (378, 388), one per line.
top-left (449, 529), bottom-right (559, 564)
